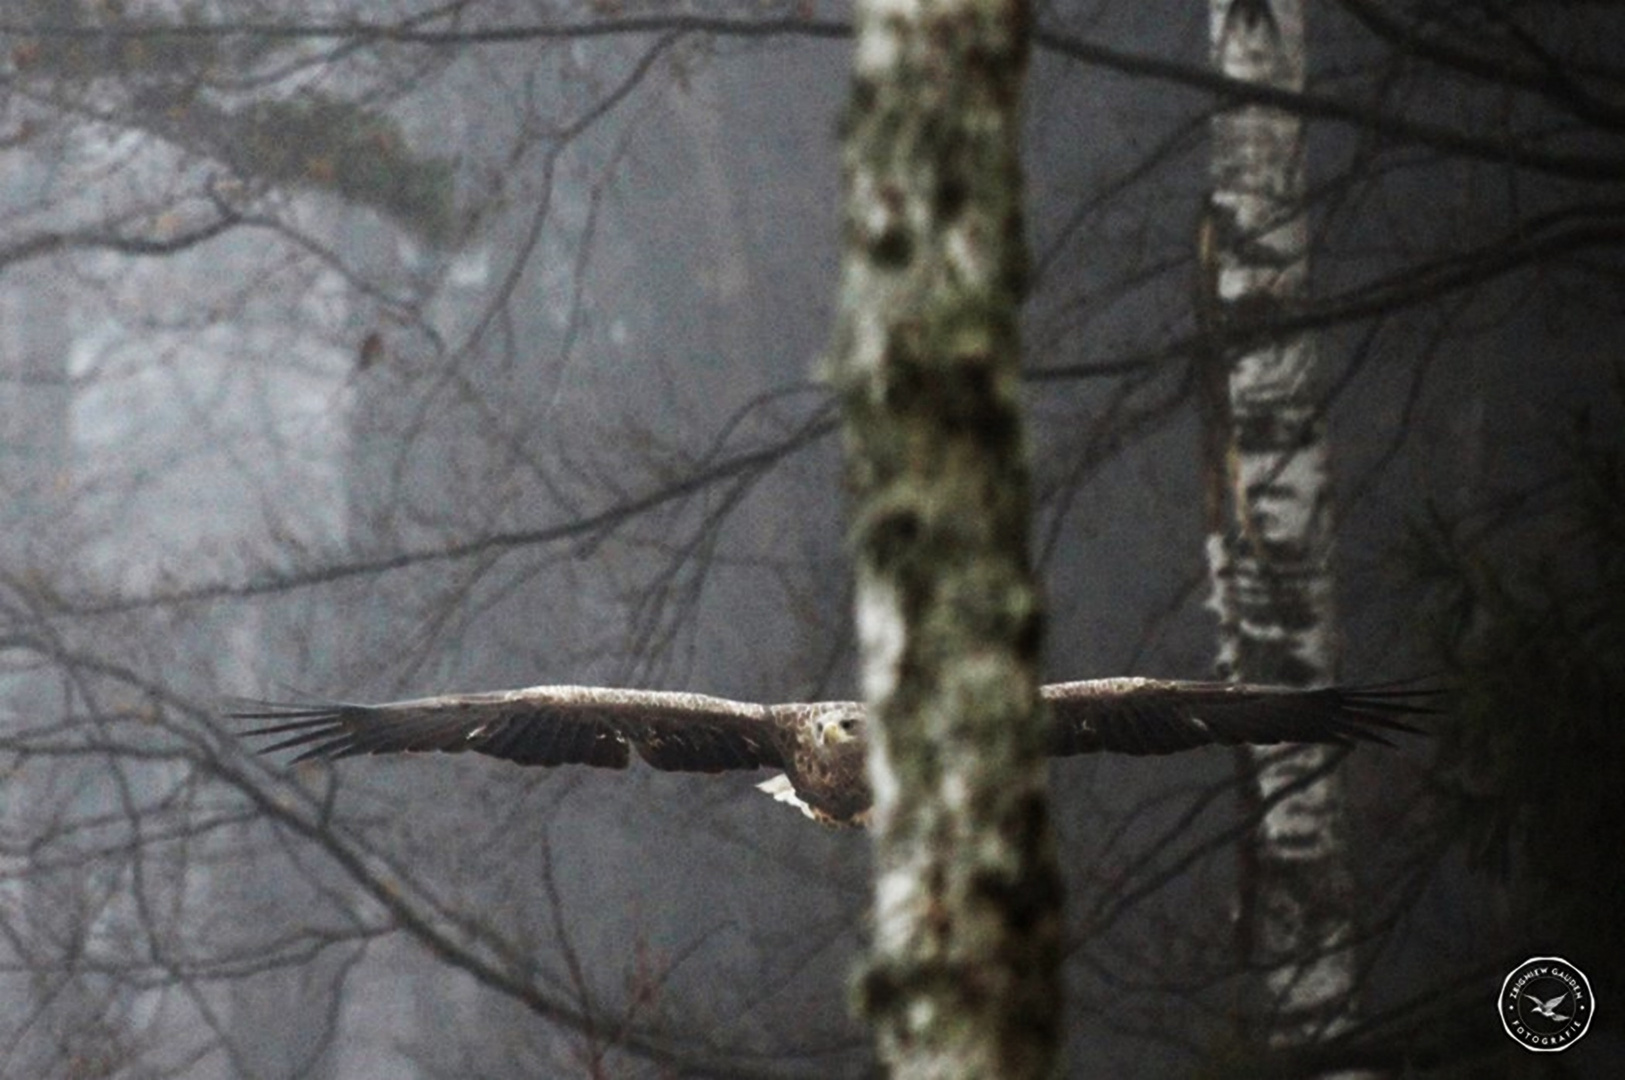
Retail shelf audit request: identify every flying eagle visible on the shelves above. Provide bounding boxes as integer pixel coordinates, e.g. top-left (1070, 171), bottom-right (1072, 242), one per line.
top-left (238, 679), bottom-right (1428, 827)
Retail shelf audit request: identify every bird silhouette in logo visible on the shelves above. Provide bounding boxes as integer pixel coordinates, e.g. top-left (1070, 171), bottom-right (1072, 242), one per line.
top-left (1525, 992), bottom-right (1570, 1022)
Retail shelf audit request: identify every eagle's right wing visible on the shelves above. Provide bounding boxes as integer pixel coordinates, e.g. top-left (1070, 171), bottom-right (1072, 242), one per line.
top-left (234, 686), bottom-right (788, 774)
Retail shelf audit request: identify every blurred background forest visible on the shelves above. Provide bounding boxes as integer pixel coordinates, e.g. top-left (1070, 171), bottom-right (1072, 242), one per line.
top-left (0, 1), bottom-right (1619, 1077)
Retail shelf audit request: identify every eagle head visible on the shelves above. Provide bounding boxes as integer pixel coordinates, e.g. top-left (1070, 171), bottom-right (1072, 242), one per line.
top-left (815, 705), bottom-right (865, 748)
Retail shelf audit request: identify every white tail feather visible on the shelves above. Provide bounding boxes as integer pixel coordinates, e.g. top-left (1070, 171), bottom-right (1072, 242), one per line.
top-left (755, 774), bottom-right (816, 820)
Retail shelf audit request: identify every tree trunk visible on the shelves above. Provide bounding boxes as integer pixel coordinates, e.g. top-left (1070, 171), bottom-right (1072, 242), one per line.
top-left (830, 3), bottom-right (1062, 1078)
top-left (1203, 0), bottom-right (1367, 1066)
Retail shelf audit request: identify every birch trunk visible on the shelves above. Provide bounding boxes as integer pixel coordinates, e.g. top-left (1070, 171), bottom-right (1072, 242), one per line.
top-left (1203, 0), bottom-right (1367, 1067)
top-left (830, 3), bottom-right (1062, 1078)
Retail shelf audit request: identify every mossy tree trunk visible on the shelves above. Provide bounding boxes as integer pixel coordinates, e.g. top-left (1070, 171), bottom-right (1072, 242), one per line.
top-left (828, 2), bottom-right (1062, 1078)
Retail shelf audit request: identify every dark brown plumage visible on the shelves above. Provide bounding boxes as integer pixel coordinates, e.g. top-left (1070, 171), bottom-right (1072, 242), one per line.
top-left (237, 678), bottom-right (1432, 827)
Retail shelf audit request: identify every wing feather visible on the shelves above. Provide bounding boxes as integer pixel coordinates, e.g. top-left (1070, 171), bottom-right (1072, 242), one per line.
top-left (235, 687), bottom-right (787, 773)
top-left (1045, 679), bottom-right (1434, 757)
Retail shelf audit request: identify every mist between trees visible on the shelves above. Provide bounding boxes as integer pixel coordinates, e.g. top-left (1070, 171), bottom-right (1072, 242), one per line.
top-left (0, 2), bottom-right (1619, 1077)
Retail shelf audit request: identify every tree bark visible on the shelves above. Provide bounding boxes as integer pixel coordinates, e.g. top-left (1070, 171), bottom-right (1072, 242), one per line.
top-left (1203, 0), bottom-right (1366, 1066)
top-left (829, 2), bottom-right (1061, 1078)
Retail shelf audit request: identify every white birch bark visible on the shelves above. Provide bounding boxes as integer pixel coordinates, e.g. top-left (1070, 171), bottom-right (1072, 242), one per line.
top-left (831, 3), bottom-right (1063, 1078)
top-left (1204, 1), bottom-right (1368, 1068)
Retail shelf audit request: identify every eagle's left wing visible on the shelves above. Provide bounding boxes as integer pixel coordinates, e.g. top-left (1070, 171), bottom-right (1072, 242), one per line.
top-left (1044, 679), bottom-right (1432, 757)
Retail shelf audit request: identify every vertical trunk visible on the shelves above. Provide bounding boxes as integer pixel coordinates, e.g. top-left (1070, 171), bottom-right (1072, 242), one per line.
top-left (0, 151), bottom-right (89, 1079)
top-left (831, 3), bottom-right (1061, 1078)
top-left (224, 203), bottom-right (376, 1080)
top-left (1203, 0), bottom-right (1366, 1065)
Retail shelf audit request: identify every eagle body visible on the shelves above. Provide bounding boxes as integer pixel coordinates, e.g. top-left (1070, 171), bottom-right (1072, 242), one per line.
top-left (238, 678), bottom-right (1430, 827)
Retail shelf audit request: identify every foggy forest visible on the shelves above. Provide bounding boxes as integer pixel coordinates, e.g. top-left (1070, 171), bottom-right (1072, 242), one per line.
top-left (0, 1), bottom-right (1620, 1077)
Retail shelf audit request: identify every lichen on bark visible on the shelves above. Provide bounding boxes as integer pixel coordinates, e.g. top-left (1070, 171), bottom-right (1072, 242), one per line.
top-left (827, 2), bottom-right (1062, 1077)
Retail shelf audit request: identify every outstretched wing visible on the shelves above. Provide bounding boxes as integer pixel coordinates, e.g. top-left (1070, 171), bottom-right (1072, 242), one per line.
top-left (1046, 679), bottom-right (1433, 756)
top-left (235, 686), bottom-right (787, 773)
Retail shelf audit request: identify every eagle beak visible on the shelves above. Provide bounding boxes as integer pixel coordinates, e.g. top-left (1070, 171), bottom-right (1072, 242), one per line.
top-left (820, 716), bottom-right (860, 746)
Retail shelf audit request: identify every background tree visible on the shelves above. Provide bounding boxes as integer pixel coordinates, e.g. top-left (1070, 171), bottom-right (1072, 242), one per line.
top-left (1201, 0), bottom-right (1366, 1063)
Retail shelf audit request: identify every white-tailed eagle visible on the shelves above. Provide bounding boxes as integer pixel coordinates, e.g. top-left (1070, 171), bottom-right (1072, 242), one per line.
top-left (238, 679), bottom-right (1428, 827)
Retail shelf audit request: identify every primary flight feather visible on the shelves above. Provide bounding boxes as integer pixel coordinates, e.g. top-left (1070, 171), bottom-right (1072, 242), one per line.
top-left (237, 678), bottom-right (1430, 827)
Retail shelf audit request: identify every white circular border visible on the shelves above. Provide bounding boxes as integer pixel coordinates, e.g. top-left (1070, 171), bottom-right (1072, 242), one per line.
top-left (1499, 955), bottom-right (1594, 1052)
